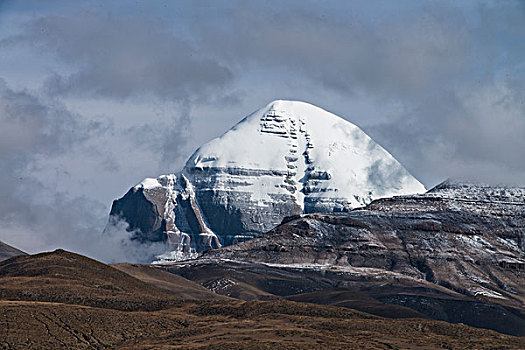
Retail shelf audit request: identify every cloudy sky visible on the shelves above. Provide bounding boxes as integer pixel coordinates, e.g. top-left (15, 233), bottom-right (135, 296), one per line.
top-left (1, 0), bottom-right (524, 261)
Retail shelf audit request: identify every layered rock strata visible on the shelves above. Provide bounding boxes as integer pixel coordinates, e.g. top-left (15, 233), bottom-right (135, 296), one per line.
top-left (108, 100), bottom-right (425, 258)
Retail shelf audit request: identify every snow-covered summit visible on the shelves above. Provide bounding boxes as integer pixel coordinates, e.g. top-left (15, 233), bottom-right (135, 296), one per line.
top-left (186, 100), bottom-right (425, 210)
top-left (108, 100), bottom-right (426, 261)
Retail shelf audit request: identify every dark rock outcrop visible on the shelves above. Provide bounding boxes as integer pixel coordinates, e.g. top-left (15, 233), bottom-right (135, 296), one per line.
top-left (108, 186), bottom-right (167, 243)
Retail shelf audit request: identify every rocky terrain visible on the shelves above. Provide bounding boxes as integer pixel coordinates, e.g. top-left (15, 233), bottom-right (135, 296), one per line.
top-left (159, 180), bottom-right (525, 336)
top-left (107, 100), bottom-right (425, 260)
top-left (1, 249), bottom-right (523, 349)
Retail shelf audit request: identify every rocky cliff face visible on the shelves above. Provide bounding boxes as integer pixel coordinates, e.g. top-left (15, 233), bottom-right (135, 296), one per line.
top-left (108, 100), bottom-right (425, 259)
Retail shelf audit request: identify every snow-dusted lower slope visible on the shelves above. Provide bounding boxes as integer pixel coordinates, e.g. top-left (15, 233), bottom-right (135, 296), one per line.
top-left (107, 100), bottom-right (425, 261)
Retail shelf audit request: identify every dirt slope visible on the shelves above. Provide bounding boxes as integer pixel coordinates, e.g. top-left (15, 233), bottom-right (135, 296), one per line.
top-left (0, 249), bottom-right (523, 349)
top-left (112, 263), bottom-right (228, 300)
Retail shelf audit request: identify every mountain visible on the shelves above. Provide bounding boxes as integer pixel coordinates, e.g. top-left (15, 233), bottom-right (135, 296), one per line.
top-left (0, 249), bottom-right (180, 311)
top-left (0, 240), bottom-right (26, 262)
top-left (163, 181), bottom-right (525, 336)
top-left (107, 100), bottom-right (425, 259)
top-left (112, 263), bottom-right (229, 300)
top-left (1, 249), bottom-right (523, 349)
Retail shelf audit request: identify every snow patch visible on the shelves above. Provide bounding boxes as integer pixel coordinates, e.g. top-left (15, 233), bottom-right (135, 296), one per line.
top-left (472, 288), bottom-right (506, 299)
top-left (135, 177), bottom-right (161, 190)
top-left (151, 250), bottom-right (198, 264)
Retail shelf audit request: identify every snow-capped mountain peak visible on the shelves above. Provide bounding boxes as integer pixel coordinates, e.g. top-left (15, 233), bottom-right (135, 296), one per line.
top-left (187, 99), bottom-right (425, 210)
top-left (108, 100), bottom-right (425, 261)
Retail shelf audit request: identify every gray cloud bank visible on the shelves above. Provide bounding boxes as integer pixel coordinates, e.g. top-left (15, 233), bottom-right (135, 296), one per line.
top-left (0, 80), bottom-right (167, 262)
top-left (1, 0), bottom-right (524, 261)
top-left (193, 1), bottom-right (525, 185)
top-left (21, 13), bottom-right (232, 101)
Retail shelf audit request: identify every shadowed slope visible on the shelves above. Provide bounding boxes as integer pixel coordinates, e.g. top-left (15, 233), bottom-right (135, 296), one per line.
top-left (287, 288), bottom-right (429, 319)
top-left (112, 263), bottom-right (229, 300)
top-left (0, 240), bottom-right (26, 262)
top-left (163, 257), bottom-right (525, 336)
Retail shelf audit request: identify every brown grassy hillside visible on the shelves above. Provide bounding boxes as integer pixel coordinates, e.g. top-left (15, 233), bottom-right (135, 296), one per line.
top-left (0, 249), bottom-right (523, 349)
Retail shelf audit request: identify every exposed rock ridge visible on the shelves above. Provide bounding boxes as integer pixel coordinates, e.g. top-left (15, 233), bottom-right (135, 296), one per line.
top-left (203, 181), bottom-right (525, 308)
